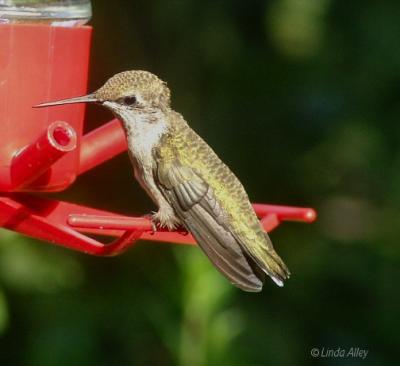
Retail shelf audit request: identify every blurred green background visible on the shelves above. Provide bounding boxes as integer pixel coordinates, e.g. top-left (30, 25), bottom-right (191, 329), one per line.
top-left (1, 0), bottom-right (400, 365)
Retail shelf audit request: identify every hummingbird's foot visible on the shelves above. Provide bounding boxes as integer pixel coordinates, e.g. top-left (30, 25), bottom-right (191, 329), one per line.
top-left (151, 208), bottom-right (181, 231)
top-left (150, 220), bottom-right (157, 234)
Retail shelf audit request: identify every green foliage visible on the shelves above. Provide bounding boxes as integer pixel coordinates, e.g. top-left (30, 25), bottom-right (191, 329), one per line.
top-left (1, 0), bottom-right (399, 365)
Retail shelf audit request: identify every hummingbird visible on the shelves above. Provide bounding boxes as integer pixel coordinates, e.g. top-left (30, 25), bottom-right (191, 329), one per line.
top-left (36, 70), bottom-right (290, 292)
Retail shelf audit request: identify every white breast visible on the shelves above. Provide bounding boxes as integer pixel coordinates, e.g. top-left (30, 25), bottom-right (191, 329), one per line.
top-left (118, 109), bottom-right (167, 169)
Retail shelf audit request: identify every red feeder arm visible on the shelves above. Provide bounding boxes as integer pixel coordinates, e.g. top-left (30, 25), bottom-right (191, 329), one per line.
top-left (0, 23), bottom-right (317, 256)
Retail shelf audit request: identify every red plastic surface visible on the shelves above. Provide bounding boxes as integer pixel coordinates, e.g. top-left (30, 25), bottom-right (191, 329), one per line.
top-left (0, 23), bottom-right (92, 192)
top-left (11, 121), bottom-right (77, 189)
top-left (79, 119), bottom-right (127, 175)
top-left (0, 193), bottom-right (316, 255)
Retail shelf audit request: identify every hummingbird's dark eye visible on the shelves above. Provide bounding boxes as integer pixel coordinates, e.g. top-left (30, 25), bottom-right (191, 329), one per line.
top-left (122, 95), bottom-right (137, 106)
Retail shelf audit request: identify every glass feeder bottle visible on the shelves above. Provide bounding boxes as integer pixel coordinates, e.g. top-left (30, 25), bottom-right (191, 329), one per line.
top-left (0, 0), bottom-right (92, 26)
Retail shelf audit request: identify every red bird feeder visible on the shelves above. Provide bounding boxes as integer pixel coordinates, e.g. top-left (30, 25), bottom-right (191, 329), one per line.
top-left (0, 23), bottom-right (316, 256)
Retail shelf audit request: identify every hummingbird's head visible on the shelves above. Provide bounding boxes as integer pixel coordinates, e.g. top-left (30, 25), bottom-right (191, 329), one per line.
top-left (35, 70), bottom-right (171, 116)
top-left (96, 70), bottom-right (171, 112)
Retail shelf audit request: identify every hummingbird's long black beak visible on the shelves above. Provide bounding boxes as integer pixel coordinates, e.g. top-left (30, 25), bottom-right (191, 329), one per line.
top-left (34, 93), bottom-right (98, 108)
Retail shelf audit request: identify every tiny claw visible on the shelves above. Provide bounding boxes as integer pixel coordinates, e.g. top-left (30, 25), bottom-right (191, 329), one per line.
top-left (142, 213), bottom-right (157, 234)
top-left (151, 220), bottom-right (157, 235)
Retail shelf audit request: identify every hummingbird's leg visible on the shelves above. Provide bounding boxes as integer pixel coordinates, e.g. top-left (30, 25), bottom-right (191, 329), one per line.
top-left (142, 213), bottom-right (158, 234)
top-left (137, 171), bottom-right (181, 230)
top-left (150, 215), bottom-right (158, 234)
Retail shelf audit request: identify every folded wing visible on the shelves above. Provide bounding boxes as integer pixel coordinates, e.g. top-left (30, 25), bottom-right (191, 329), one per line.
top-left (155, 162), bottom-right (265, 292)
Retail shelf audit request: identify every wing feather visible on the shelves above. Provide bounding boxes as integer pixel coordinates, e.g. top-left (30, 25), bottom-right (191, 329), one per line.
top-left (156, 162), bottom-right (265, 292)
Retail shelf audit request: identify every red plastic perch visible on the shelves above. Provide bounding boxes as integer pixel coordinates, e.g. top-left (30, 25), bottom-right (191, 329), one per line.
top-left (67, 204), bottom-right (316, 246)
top-left (0, 193), bottom-right (315, 255)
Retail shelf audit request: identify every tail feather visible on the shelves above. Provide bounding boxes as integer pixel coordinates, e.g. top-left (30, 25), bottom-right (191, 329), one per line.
top-left (242, 232), bottom-right (290, 287)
